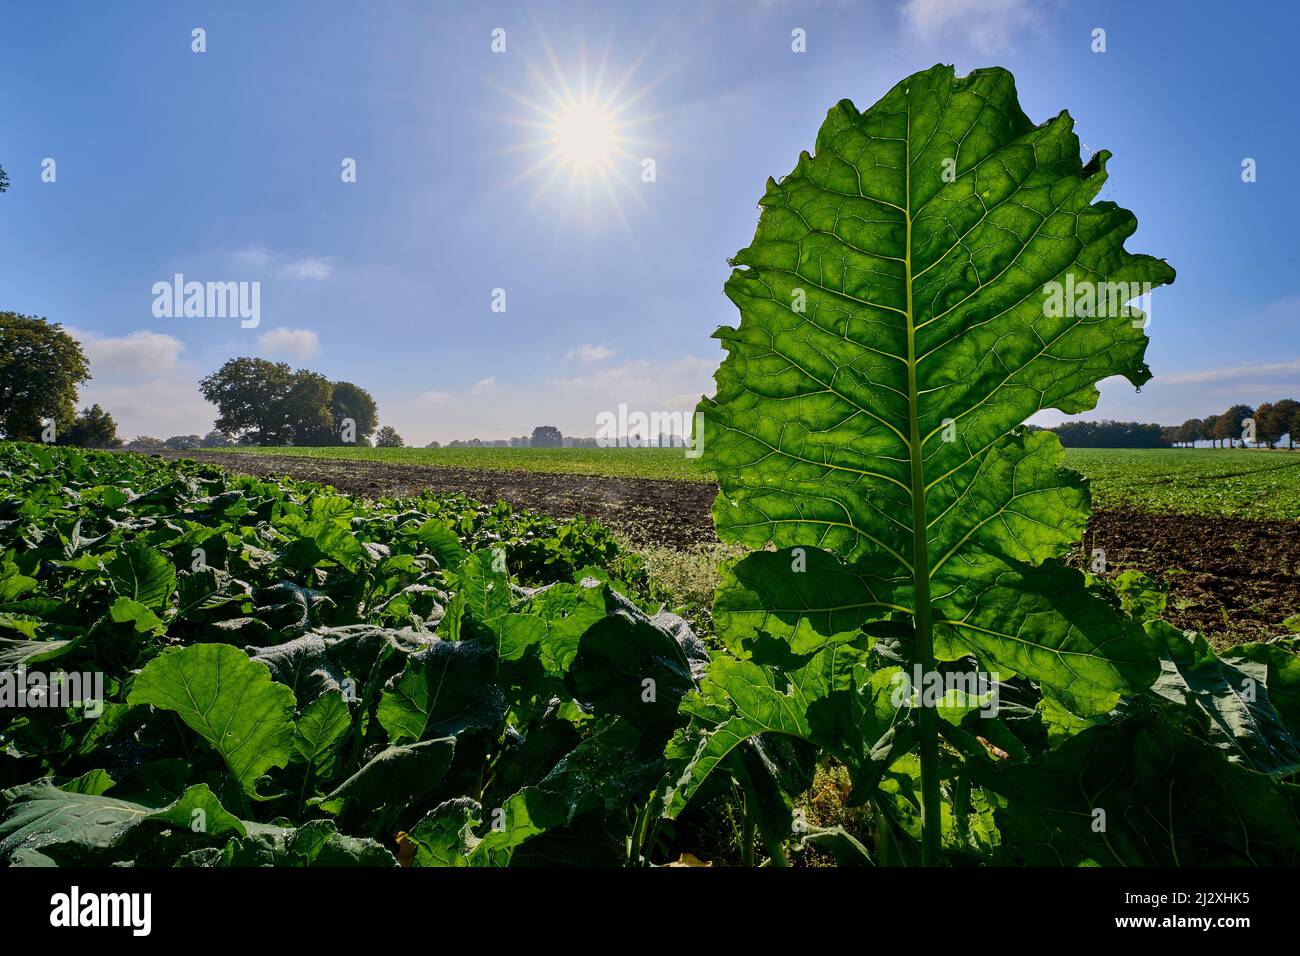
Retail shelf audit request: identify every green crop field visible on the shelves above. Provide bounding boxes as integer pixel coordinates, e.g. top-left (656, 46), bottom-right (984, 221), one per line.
top-left (1066, 448), bottom-right (1300, 521)
top-left (223, 444), bottom-right (715, 483)
top-left (217, 445), bottom-right (1300, 520)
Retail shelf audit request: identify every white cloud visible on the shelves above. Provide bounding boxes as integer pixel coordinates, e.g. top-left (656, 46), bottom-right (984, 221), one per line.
top-left (257, 326), bottom-right (322, 361)
top-left (471, 377), bottom-right (496, 392)
top-left (900, 0), bottom-right (1047, 55)
top-left (278, 256), bottom-right (333, 280)
top-left (565, 344), bottom-right (615, 364)
top-left (233, 246), bottom-right (273, 267)
top-left (69, 329), bottom-right (185, 378)
top-left (1159, 358), bottom-right (1300, 386)
top-left (64, 327), bottom-right (214, 440)
top-left (230, 247), bottom-right (333, 280)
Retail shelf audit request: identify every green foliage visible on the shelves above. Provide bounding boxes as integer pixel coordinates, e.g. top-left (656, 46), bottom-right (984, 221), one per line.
top-left (1252, 398), bottom-right (1298, 449)
top-left (1213, 404), bottom-right (1255, 447)
top-left (129, 644), bottom-right (296, 793)
top-left (199, 357), bottom-right (295, 443)
top-left (59, 405), bottom-right (122, 449)
top-left (125, 435), bottom-right (165, 451)
top-left (198, 357), bottom-right (381, 447)
top-left (0, 440), bottom-right (700, 866)
top-left (284, 369), bottom-right (335, 446)
top-left (374, 425), bottom-right (404, 448)
top-left (531, 425), bottom-right (563, 448)
top-left (1066, 448), bottom-right (1300, 520)
top-left (667, 63), bottom-right (1300, 866)
top-left (0, 313), bottom-right (90, 441)
top-left (330, 381), bottom-right (379, 444)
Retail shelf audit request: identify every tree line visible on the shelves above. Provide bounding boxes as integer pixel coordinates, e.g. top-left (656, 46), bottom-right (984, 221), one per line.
top-left (1049, 401), bottom-right (1299, 449)
top-left (1160, 400), bottom-right (1299, 449)
top-left (433, 426), bottom-right (566, 449)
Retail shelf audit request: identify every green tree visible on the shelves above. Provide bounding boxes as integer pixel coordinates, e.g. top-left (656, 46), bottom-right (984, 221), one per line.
top-left (374, 425), bottom-right (404, 448)
top-left (531, 425), bottom-right (563, 448)
top-left (1256, 399), bottom-right (1299, 449)
top-left (126, 436), bottom-right (165, 451)
top-left (329, 380), bottom-right (378, 445)
top-left (164, 434), bottom-right (203, 450)
top-left (199, 358), bottom-right (295, 444)
top-left (284, 370), bottom-right (335, 446)
top-left (199, 359), bottom-right (382, 446)
top-left (1174, 417), bottom-right (1203, 448)
top-left (1213, 404), bottom-right (1254, 448)
top-left (60, 405), bottom-right (123, 449)
top-left (0, 313), bottom-right (91, 440)
top-left (200, 430), bottom-right (232, 448)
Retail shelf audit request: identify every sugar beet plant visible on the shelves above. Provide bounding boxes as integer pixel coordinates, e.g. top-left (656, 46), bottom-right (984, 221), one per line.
top-left (661, 64), bottom-right (1300, 864)
top-left (0, 442), bottom-right (710, 866)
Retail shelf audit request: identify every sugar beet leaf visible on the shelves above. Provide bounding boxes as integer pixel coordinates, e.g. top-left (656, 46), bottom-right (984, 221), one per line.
top-left (697, 64), bottom-right (1175, 862)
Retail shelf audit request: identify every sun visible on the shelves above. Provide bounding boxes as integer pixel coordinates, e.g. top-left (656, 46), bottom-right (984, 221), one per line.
top-left (490, 25), bottom-right (668, 231)
top-left (551, 97), bottom-right (621, 173)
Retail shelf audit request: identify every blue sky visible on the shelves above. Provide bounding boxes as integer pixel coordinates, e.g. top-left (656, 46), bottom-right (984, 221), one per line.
top-left (2, 0), bottom-right (1297, 444)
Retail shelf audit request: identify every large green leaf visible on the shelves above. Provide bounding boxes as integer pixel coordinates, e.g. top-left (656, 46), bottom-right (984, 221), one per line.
top-left (703, 64), bottom-right (1173, 714)
top-left (249, 634), bottom-right (346, 705)
top-left (713, 547), bottom-right (899, 657)
top-left (1223, 637), bottom-right (1300, 740)
top-left (1148, 621), bottom-right (1300, 774)
top-left (292, 691), bottom-right (352, 775)
top-left (377, 638), bottom-right (506, 743)
top-left (956, 705), bottom-right (1300, 866)
top-left (565, 590), bottom-right (708, 732)
top-left (408, 519), bottom-right (468, 572)
top-left (106, 541), bottom-right (176, 611)
top-left (128, 643), bottom-right (296, 793)
top-left (0, 634), bottom-right (84, 667)
top-left (315, 738), bottom-right (455, 815)
top-left (0, 782), bottom-right (151, 864)
top-left (0, 780), bottom-right (244, 866)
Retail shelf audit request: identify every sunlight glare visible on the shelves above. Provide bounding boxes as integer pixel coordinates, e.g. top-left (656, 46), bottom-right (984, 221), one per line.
top-left (489, 24), bottom-right (670, 234)
top-left (552, 98), bottom-right (619, 173)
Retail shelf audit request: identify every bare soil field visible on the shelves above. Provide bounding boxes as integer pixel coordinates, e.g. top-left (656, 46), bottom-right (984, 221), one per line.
top-left (168, 450), bottom-right (1300, 643)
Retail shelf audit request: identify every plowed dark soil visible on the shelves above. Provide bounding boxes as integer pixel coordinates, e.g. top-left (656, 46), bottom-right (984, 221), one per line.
top-left (168, 450), bottom-right (1300, 643)
top-left (167, 450), bottom-right (717, 551)
top-left (1076, 509), bottom-right (1300, 643)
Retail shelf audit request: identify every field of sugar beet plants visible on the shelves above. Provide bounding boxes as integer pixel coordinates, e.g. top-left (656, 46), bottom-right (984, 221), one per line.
top-left (169, 445), bottom-right (1300, 646)
top-left (3, 438), bottom-right (1300, 868)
